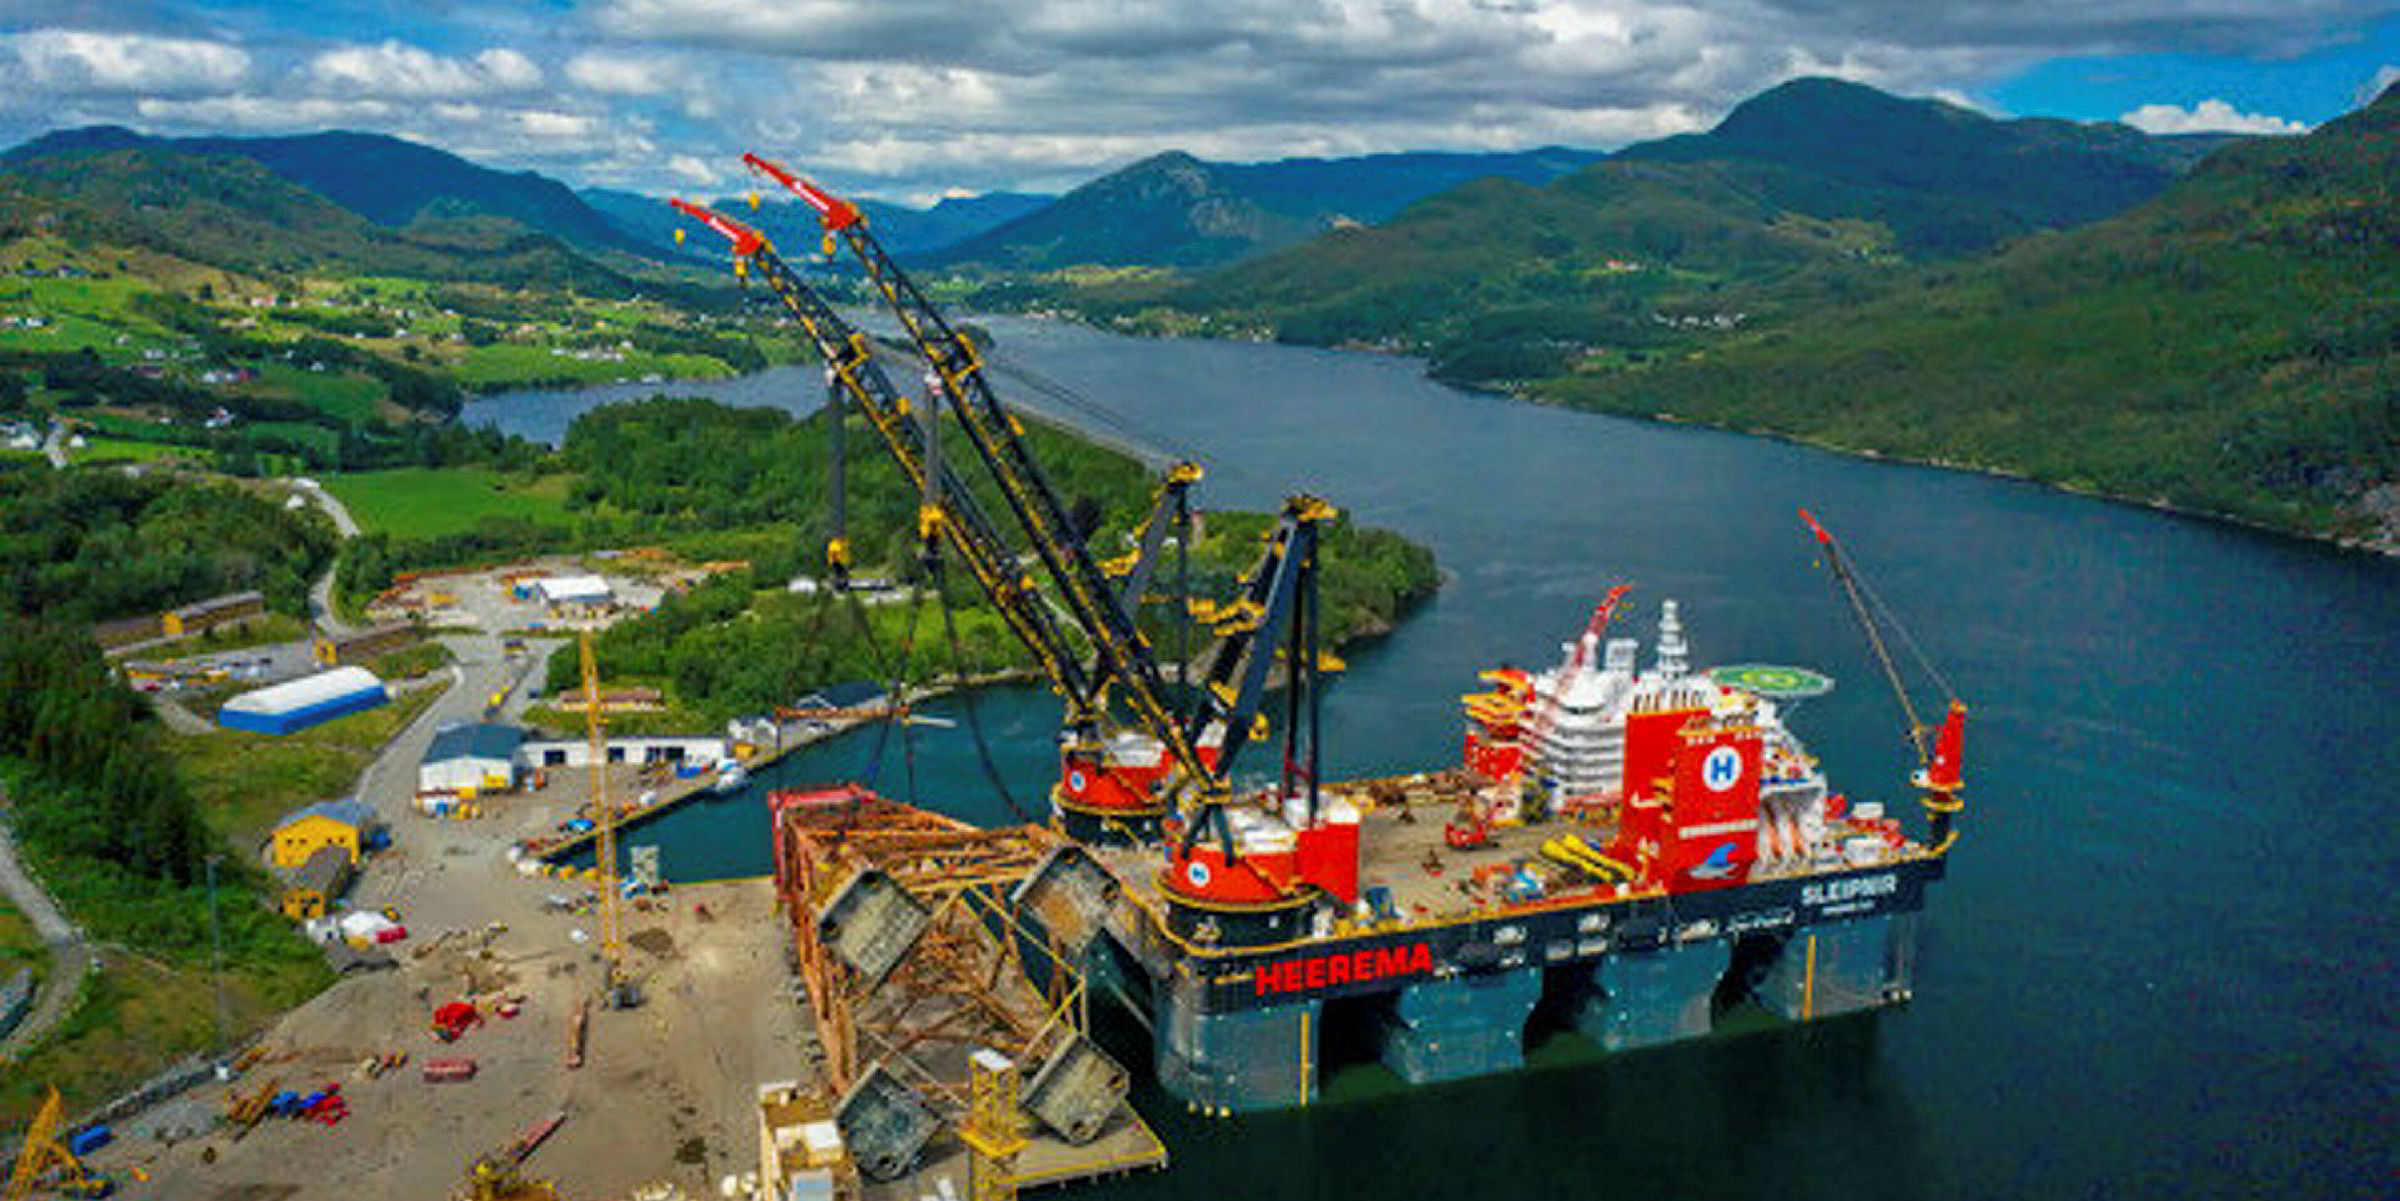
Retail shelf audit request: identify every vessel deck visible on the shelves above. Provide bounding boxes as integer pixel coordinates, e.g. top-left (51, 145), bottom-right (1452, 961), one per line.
top-left (1095, 771), bottom-right (1916, 938)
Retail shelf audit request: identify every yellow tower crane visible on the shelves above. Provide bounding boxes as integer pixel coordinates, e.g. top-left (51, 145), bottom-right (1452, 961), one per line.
top-left (579, 631), bottom-right (630, 1007)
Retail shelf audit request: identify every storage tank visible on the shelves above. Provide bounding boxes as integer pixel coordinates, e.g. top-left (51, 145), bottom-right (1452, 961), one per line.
top-left (218, 666), bottom-right (389, 735)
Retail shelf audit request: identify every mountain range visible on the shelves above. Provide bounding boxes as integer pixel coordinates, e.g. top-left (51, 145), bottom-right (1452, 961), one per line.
top-left (4, 126), bottom-right (659, 261)
top-left (930, 146), bottom-right (1608, 270)
top-left (0, 140), bottom-right (645, 293)
top-left (936, 79), bottom-right (2231, 273)
top-left (1078, 78), bottom-right (2251, 361)
top-left (578, 186), bottom-right (1053, 260)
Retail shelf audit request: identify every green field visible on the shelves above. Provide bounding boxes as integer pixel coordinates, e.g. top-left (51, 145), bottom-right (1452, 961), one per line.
top-left (0, 273), bottom-right (180, 359)
top-left (452, 342), bottom-right (734, 388)
top-left (253, 362), bottom-right (382, 422)
top-left (323, 465), bottom-right (578, 538)
top-left (73, 435), bottom-right (210, 465)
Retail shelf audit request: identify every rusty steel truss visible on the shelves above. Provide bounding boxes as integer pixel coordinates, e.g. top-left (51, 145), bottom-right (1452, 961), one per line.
top-left (771, 786), bottom-right (1095, 1109)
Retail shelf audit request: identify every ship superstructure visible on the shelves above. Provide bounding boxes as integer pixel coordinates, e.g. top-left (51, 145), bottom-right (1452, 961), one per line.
top-left (1463, 600), bottom-right (1869, 888)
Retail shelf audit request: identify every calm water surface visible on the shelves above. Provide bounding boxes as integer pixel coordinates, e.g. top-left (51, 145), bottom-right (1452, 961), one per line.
top-left (469, 318), bottom-right (2396, 1201)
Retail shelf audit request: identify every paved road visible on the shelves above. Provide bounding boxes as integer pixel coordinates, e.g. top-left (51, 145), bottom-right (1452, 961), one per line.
top-left (291, 478), bottom-right (362, 637)
top-left (354, 633), bottom-right (533, 821)
top-left (0, 817), bottom-right (92, 1062)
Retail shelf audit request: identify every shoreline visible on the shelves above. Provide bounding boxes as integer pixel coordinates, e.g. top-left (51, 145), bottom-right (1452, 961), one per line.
top-left (1565, 400), bottom-right (2400, 559)
top-left (972, 311), bottom-right (2400, 559)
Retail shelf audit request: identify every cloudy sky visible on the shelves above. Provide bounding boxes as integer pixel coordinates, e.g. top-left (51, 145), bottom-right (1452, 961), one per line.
top-left (1, 1), bottom-right (2394, 203)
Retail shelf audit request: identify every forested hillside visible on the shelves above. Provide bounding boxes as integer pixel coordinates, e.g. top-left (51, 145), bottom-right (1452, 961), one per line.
top-left (0, 468), bottom-right (336, 622)
top-left (1545, 85), bottom-right (2400, 544)
top-left (537, 397), bottom-right (1439, 719)
top-left (7, 126), bottom-right (657, 261)
top-left (0, 146), bottom-right (644, 293)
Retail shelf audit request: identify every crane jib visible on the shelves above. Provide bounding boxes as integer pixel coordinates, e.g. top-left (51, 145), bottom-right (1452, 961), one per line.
top-left (670, 175), bottom-right (1340, 867)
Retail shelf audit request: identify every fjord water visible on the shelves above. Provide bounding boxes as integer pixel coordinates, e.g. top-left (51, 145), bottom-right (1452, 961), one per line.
top-left (468, 319), bottom-right (2396, 1200)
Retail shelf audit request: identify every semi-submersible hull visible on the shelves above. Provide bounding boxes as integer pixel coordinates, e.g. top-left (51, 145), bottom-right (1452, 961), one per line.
top-left (1058, 596), bottom-right (1957, 1113)
top-left (1077, 778), bottom-right (1939, 1112)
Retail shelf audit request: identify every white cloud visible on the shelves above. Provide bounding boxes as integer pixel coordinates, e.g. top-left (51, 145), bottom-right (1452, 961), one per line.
top-left (668, 153), bottom-right (720, 185)
top-left (475, 49), bottom-right (543, 90)
top-left (564, 50), bottom-right (687, 95)
top-left (135, 94), bottom-right (397, 130)
top-left (2363, 65), bottom-right (2400, 107)
top-left (4, 29), bottom-right (250, 95)
top-left (4, 3), bottom-right (2386, 199)
top-left (2120, 98), bottom-right (2308, 135)
top-left (304, 40), bottom-right (543, 98)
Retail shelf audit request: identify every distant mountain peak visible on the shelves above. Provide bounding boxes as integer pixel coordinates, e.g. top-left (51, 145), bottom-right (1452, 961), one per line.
top-left (1129, 149), bottom-right (1205, 170)
top-left (1713, 75), bottom-right (1981, 142)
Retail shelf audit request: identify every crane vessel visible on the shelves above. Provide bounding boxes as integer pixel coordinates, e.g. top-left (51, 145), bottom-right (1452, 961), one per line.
top-left (669, 160), bottom-right (1967, 1130)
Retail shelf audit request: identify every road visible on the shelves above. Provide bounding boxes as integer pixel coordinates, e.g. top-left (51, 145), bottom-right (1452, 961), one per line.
top-left (352, 632), bottom-right (555, 825)
top-left (0, 815), bottom-right (92, 1062)
top-left (291, 477), bottom-right (361, 637)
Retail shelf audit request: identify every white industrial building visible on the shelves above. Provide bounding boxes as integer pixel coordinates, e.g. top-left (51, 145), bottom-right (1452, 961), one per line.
top-left (219, 667), bottom-right (388, 736)
top-left (418, 722), bottom-right (526, 795)
top-left (534, 575), bottom-right (613, 608)
top-left (517, 734), bottom-right (729, 770)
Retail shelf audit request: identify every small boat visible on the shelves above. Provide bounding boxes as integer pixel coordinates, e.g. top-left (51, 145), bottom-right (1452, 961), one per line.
top-left (711, 761), bottom-right (749, 796)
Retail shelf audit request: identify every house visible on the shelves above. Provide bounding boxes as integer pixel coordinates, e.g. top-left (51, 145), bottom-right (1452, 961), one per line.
top-left (552, 687), bottom-right (664, 714)
top-left (418, 722), bottom-right (525, 796)
top-left (313, 621), bottom-right (420, 668)
top-left (161, 590), bottom-right (264, 638)
top-left (269, 797), bottom-right (377, 870)
top-left (278, 845), bottom-right (355, 920)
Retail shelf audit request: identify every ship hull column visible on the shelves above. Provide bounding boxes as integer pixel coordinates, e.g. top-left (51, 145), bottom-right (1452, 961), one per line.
top-left (1751, 913), bottom-right (1918, 1020)
top-left (1572, 940), bottom-right (1733, 1050)
top-left (1156, 975), bottom-right (1320, 1113)
top-left (1375, 967), bottom-right (1544, 1085)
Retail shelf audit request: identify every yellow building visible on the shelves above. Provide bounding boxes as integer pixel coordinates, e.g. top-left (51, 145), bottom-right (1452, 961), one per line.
top-left (161, 590), bottom-right (264, 639)
top-left (269, 798), bottom-right (377, 870)
top-left (279, 846), bottom-right (355, 920)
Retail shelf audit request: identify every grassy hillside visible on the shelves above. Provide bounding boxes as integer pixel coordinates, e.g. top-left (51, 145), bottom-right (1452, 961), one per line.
top-left (8, 126), bottom-right (661, 258)
top-left (1613, 77), bottom-right (2222, 254)
top-left (0, 146), bottom-right (640, 293)
top-left (1543, 87), bottom-right (2400, 544)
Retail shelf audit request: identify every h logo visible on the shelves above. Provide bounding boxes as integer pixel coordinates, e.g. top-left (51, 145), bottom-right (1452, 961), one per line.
top-left (1702, 745), bottom-right (1743, 792)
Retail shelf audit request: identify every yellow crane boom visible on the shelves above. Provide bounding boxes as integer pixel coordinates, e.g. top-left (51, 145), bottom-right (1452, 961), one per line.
top-left (580, 631), bottom-right (623, 991)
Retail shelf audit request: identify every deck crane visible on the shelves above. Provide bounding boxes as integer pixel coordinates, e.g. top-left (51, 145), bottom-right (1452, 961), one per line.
top-left (670, 169), bottom-right (1350, 928)
top-left (1448, 584), bottom-right (1634, 849)
top-left (1799, 509), bottom-right (1966, 854)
